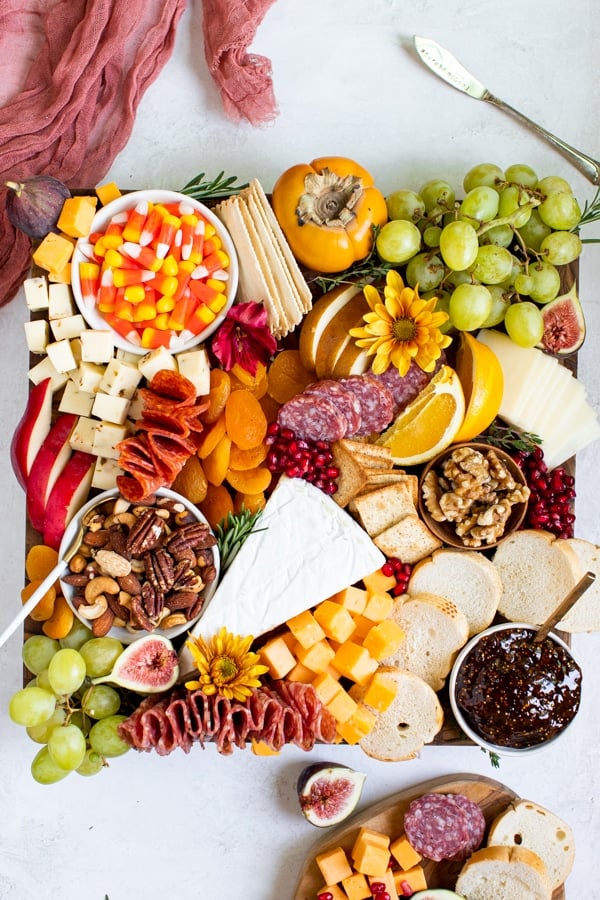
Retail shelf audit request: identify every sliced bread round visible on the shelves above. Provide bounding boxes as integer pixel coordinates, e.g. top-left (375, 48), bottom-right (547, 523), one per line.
top-left (554, 537), bottom-right (600, 632)
top-left (382, 593), bottom-right (469, 691)
top-left (349, 666), bottom-right (443, 761)
top-left (487, 798), bottom-right (575, 891)
top-left (455, 844), bottom-right (552, 900)
top-left (493, 529), bottom-right (584, 625)
top-left (408, 548), bottom-right (503, 637)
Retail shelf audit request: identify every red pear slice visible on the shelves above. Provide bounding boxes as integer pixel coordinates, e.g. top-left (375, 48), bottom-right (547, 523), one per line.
top-left (42, 451), bottom-right (95, 551)
top-left (10, 377), bottom-right (53, 490)
top-left (26, 413), bottom-right (77, 533)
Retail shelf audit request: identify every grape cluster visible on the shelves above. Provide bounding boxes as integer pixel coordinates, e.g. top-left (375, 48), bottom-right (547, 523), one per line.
top-left (512, 445), bottom-right (576, 538)
top-left (265, 422), bottom-right (339, 494)
top-left (9, 621), bottom-right (130, 784)
top-left (378, 163), bottom-right (583, 348)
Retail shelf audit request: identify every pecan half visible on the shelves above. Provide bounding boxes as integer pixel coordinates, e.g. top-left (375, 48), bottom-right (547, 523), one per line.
top-left (126, 509), bottom-right (166, 554)
top-left (145, 549), bottom-right (175, 593)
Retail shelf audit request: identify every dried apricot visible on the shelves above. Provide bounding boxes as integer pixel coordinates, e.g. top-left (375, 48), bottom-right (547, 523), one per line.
top-left (42, 595), bottom-right (74, 640)
top-left (22, 579), bottom-right (56, 622)
top-left (25, 544), bottom-right (59, 581)
top-left (259, 392), bottom-right (282, 424)
top-left (197, 411), bottom-right (227, 459)
top-left (267, 349), bottom-right (314, 404)
top-left (225, 390), bottom-right (267, 450)
top-left (171, 455), bottom-right (208, 503)
top-left (199, 483), bottom-right (234, 530)
top-left (228, 442), bottom-right (268, 471)
top-left (226, 466), bottom-right (272, 495)
top-left (203, 433), bottom-right (232, 486)
top-left (233, 491), bottom-right (267, 515)
top-left (203, 369), bottom-right (231, 424)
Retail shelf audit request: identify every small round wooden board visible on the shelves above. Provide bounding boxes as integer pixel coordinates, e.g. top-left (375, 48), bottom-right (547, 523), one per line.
top-left (293, 772), bottom-right (566, 899)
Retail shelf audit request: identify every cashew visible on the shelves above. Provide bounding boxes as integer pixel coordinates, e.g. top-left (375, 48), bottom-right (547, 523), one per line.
top-left (78, 595), bottom-right (109, 620)
top-left (104, 512), bottom-right (137, 530)
top-left (84, 575), bottom-right (120, 603)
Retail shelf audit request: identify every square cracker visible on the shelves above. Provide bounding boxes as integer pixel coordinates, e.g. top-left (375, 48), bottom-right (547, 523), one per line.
top-left (350, 482), bottom-right (416, 537)
top-left (373, 514), bottom-right (442, 564)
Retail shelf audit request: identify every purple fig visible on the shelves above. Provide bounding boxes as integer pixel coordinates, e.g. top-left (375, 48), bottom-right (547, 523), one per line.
top-left (92, 634), bottom-right (179, 694)
top-left (5, 175), bottom-right (71, 238)
top-left (297, 761), bottom-right (366, 826)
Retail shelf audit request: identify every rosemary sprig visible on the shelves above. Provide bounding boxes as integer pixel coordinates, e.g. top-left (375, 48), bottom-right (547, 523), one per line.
top-left (180, 170), bottom-right (249, 201)
top-left (482, 747), bottom-right (501, 768)
top-left (215, 508), bottom-right (266, 572)
top-left (314, 226), bottom-right (395, 293)
top-left (572, 183), bottom-right (600, 242)
top-left (480, 422), bottom-right (542, 454)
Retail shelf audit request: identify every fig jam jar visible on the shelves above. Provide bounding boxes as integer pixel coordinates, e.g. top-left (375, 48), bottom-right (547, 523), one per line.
top-left (451, 623), bottom-right (582, 751)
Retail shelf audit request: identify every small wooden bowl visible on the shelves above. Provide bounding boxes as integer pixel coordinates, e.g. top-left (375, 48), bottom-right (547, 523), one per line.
top-left (418, 442), bottom-right (529, 551)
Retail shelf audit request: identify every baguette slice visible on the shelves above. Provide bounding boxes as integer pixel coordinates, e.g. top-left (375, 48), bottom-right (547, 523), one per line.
top-left (382, 593), bottom-right (469, 691)
top-left (349, 666), bottom-right (443, 761)
top-left (487, 798), bottom-right (575, 891)
top-left (493, 529), bottom-right (584, 625)
top-left (408, 548), bottom-right (503, 637)
top-left (554, 537), bottom-right (600, 632)
top-left (455, 844), bottom-right (553, 900)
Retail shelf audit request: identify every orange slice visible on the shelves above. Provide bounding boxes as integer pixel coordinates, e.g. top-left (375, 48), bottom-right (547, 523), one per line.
top-left (375, 365), bottom-right (465, 466)
top-left (452, 332), bottom-right (504, 443)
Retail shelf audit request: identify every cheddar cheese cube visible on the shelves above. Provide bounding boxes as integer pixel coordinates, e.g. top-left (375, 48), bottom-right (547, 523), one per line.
top-left (362, 591), bottom-right (394, 622)
top-left (315, 847), bottom-right (353, 885)
top-left (311, 671), bottom-right (342, 705)
top-left (352, 843), bottom-right (390, 877)
top-left (341, 872), bottom-right (371, 900)
top-left (95, 181), bottom-right (122, 206)
top-left (335, 703), bottom-right (377, 744)
top-left (250, 739), bottom-right (280, 756)
top-left (332, 642), bottom-right (378, 684)
top-left (286, 609), bottom-right (326, 649)
top-left (351, 827), bottom-right (390, 858)
top-left (258, 635), bottom-right (296, 679)
top-left (295, 638), bottom-right (335, 674)
top-left (368, 870), bottom-right (399, 900)
top-left (390, 834), bottom-right (422, 871)
top-left (32, 232), bottom-right (74, 275)
top-left (314, 600), bottom-right (356, 643)
top-left (326, 686), bottom-right (358, 724)
top-left (362, 568), bottom-right (397, 594)
top-left (362, 670), bottom-right (400, 712)
top-left (350, 614), bottom-right (377, 641)
top-left (330, 585), bottom-right (367, 616)
top-left (392, 865), bottom-right (427, 894)
top-left (286, 661), bottom-right (315, 683)
top-left (362, 620), bottom-right (405, 661)
top-left (57, 196), bottom-right (98, 238)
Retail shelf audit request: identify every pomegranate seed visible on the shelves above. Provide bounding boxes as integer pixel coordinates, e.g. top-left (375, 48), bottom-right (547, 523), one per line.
top-left (393, 583), bottom-right (405, 596)
top-left (324, 466), bottom-right (339, 479)
top-left (313, 478), bottom-right (325, 490)
top-left (370, 885), bottom-right (386, 894)
top-left (266, 422), bottom-right (280, 436)
top-left (324, 481), bottom-right (338, 495)
top-left (381, 562), bottom-right (394, 576)
top-left (317, 893), bottom-right (333, 900)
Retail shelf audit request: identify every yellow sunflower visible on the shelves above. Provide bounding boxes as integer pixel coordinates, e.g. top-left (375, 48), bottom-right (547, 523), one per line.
top-left (349, 269), bottom-right (452, 376)
top-left (184, 627), bottom-right (269, 701)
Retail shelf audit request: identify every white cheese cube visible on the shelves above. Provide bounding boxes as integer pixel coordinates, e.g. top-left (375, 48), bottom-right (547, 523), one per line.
top-left (137, 346), bottom-right (177, 383)
top-left (28, 355), bottom-right (69, 392)
top-left (126, 389), bottom-right (145, 424)
top-left (116, 348), bottom-right (142, 365)
top-left (92, 456), bottom-right (123, 491)
top-left (76, 361), bottom-right (106, 394)
top-left (49, 314), bottom-right (86, 341)
top-left (93, 421), bottom-right (129, 459)
top-left (58, 380), bottom-right (95, 417)
top-left (98, 358), bottom-right (142, 399)
top-left (175, 348), bottom-right (210, 396)
top-left (46, 339), bottom-right (77, 374)
top-left (48, 283), bottom-right (74, 319)
top-left (70, 416), bottom-right (98, 454)
top-left (80, 329), bottom-right (114, 364)
top-left (24, 276), bottom-right (49, 311)
top-left (91, 392), bottom-right (130, 425)
top-left (24, 319), bottom-right (49, 354)
top-left (69, 338), bottom-right (82, 369)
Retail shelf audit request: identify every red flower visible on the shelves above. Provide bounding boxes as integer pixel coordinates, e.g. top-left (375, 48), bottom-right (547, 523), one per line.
top-left (211, 301), bottom-right (277, 375)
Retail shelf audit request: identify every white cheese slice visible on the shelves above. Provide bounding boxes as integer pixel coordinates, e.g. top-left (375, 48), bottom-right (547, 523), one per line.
top-left (23, 319), bottom-right (49, 354)
top-left (24, 276), bottom-right (49, 311)
top-left (179, 476), bottom-right (385, 675)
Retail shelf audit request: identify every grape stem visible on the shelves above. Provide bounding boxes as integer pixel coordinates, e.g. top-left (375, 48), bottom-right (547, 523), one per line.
top-left (475, 200), bottom-right (540, 237)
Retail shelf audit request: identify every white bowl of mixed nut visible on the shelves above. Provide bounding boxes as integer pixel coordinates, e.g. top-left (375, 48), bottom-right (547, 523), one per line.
top-left (59, 487), bottom-right (220, 644)
top-left (418, 442), bottom-right (530, 550)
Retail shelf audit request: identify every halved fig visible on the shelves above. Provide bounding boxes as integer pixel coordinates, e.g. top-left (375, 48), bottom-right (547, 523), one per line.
top-left (538, 281), bottom-right (586, 357)
top-left (92, 634), bottom-right (179, 693)
top-left (297, 761), bottom-right (365, 826)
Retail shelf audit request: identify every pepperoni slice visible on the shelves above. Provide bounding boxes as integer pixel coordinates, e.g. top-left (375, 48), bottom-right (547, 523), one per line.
top-left (277, 393), bottom-right (348, 442)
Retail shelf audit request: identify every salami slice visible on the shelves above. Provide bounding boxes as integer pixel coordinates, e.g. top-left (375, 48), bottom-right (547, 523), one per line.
top-left (403, 793), bottom-right (472, 862)
top-left (371, 353), bottom-right (446, 416)
top-left (304, 379), bottom-right (362, 436)
top-left (277, 393), bottom-right (348, 442)
top-left (339, 375), bottom-right (394, 435)
top-left (446, 793), bottom-right (486, 857)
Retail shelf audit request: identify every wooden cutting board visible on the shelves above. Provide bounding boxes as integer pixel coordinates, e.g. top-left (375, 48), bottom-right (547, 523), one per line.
top-left (293, 773), bottom-right (566, 899)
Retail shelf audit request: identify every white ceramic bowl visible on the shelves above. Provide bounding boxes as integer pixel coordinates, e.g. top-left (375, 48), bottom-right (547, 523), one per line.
top-left (59, 487), bottom-right (220, 644)
top-left (70, 189), bottom-right (238, 355)
top-left (449, 621), bottom-right (582, 757)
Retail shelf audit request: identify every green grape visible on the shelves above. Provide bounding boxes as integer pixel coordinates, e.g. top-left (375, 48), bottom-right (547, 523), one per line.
top-left (497, 185), bottom-right (533, 228)
top-left (540, 231), bottom-right (583, 266)
top-left (47, 648), bottom-right (87, 695)
top-left (386, 189), bottom-right (425, 223)
top-left (517, 209), bottom-right (552, 251)
top-left (69, 709), bottom-right (92, 736)
top-left (76, 748), bottom-right (105, 777)
top-left (478, 222), bottom-right (513, 248)
top-left (59, 619), bottom-right (93, 651)
top-left (471, 245), bottom-right (514, 284)
top-left (504, 301), bottom-right (544, 347)
top-left (22, 635), bottom-right (59, 676)
top-left (26, 707), bottom-right (67, 744)
top-left (48, 723), bottom-right (87, 771)
top-left (527, 260), bottom-right (561, 303)
top-left (422, 290), bottom-right (454, 333)
top-left (439, 220), bottom-right (479, 271)
top-left (9, 687), bottom-right (56, 727)
top-left (480, 286), bottom-right (511, 328)
top-left (35, 667), bottom-right (57, 695)
top-left (537, 175), bottom-right (572, 196)
top-left (538, 192), bottom-right (582, 230)
top-left (405, 252), bottom-right (445, 291)
top-left (504, 163), bottom-right (538, 188)
top-left (418, 179), bottom-right (455, 215)
top-left (459, 186), bottom-right (500, 224)
top-left (444, 268), bottom-right (472, 288)
top-left (514, 273), bottom-right (534, 296)
top-left (463, 163), bottom-right (504, 192)
top-left (31, 746), bottom-right (71, 785)
top-left (79, 637), bottom-right (124, 678)
top-left (81, 684), bottom-right (121, 720)
top-left (498, 254), bottom-right (525, 289)
top-left (422, 225), bottom-right (442, 248)
top-left (449, 283), bottom-right (493, 331)
top-left (375, 220), bottom-right (422, 264)
top-left (89, 715), bottom-right (130, 758)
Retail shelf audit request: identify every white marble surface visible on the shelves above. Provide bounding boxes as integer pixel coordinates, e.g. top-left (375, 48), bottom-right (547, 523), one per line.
top-left (1, 1), bottom-right (599, 897)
